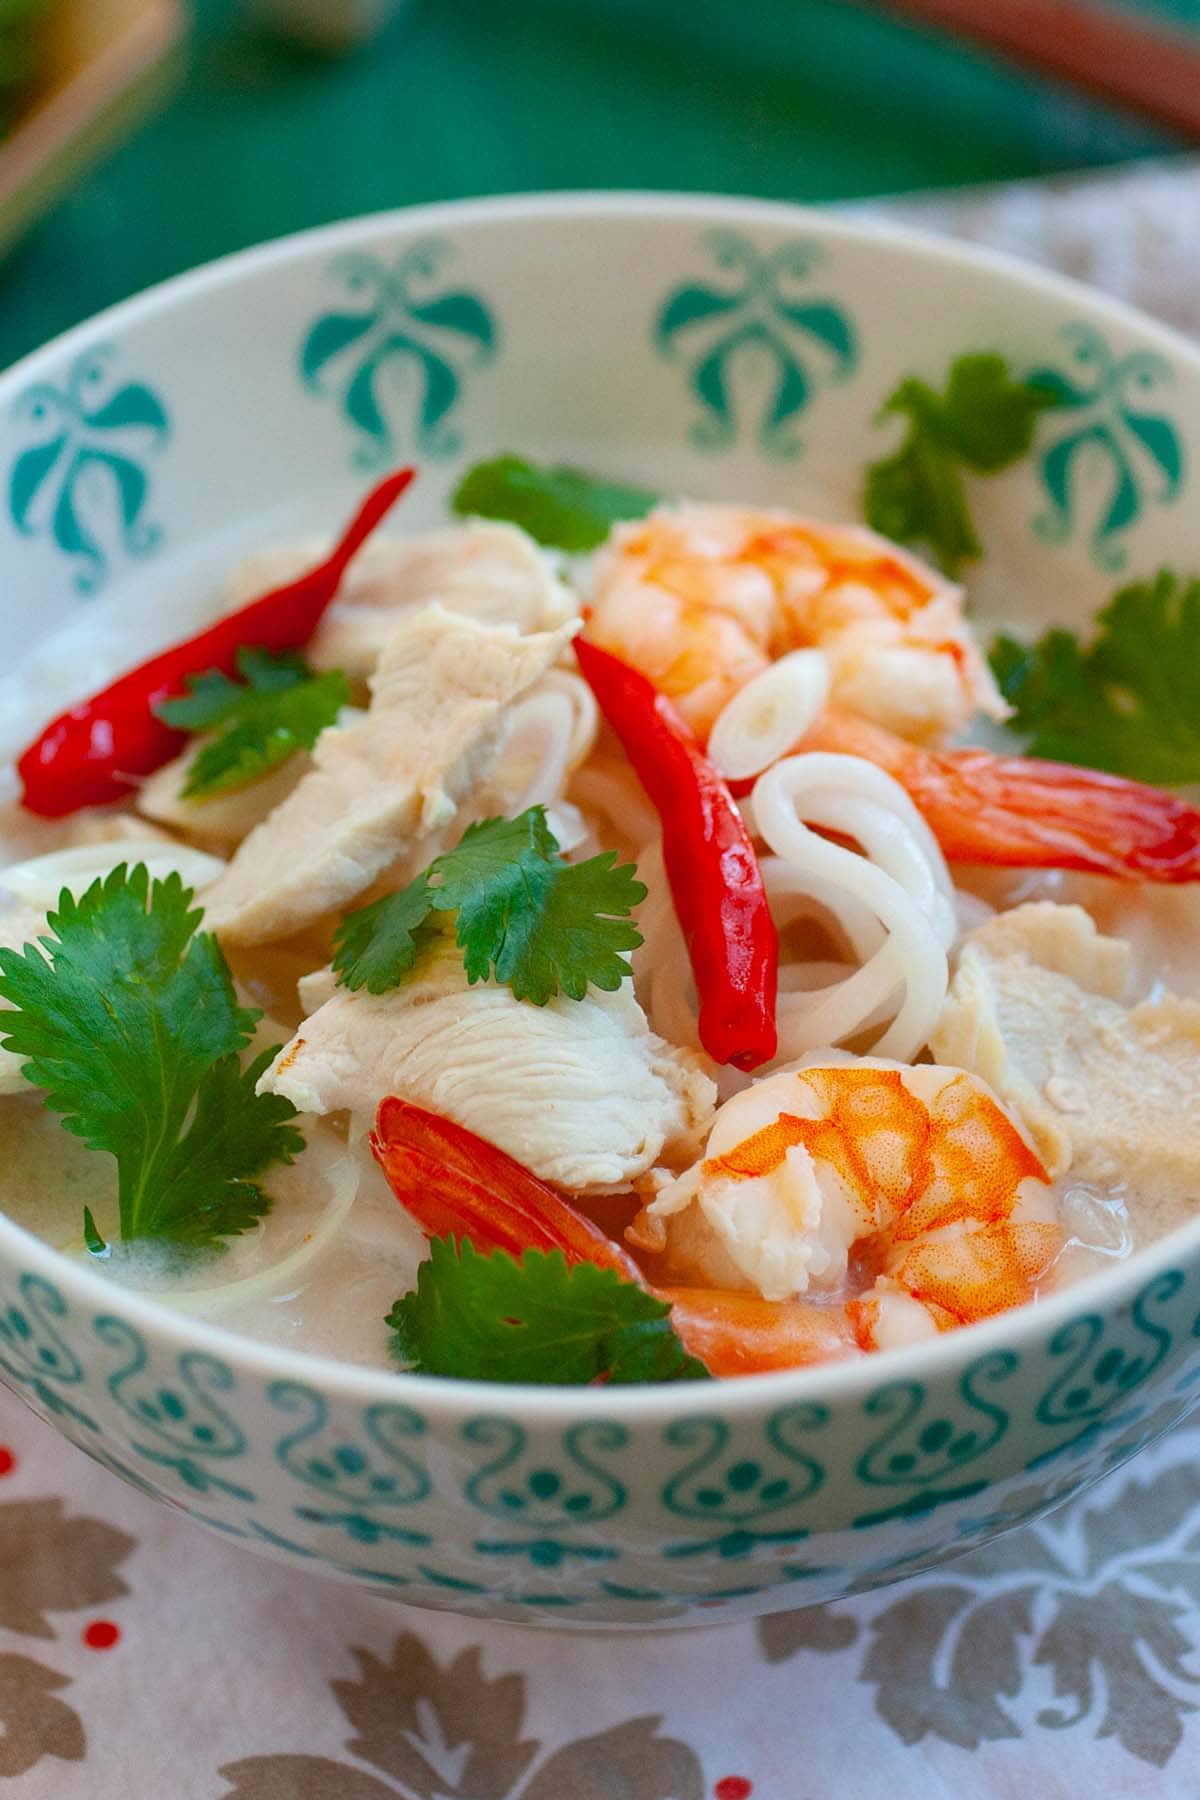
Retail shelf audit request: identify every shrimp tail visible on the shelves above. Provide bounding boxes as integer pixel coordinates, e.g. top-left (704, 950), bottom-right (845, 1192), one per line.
top-left (370, 1097), bottom-right (639, 1278)
top-left (805, 707), bottom-right (1200, 882)
top-left (660, 1288), bottom-right (862, 1375)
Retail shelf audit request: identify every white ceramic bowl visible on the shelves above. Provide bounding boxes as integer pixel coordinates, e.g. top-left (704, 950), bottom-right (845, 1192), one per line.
top-left (1, 194), bottom-right (1198, 1628)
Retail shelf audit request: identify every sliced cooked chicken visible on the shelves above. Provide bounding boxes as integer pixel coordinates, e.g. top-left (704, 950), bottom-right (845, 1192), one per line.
top-left (260, 939), bottom-right (716, 1195)
top-left (202, 606), bottom-right (573, 946)
top-left (933, 900), bottom-right (1200, 1234)
top-left (230, 521), bottom-right (577, 678)
top-left (137, 745), bottom-right (317, 851)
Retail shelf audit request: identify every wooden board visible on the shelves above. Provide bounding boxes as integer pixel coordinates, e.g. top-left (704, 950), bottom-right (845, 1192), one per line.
top-left (0, 0), bottom-right (186, 259)
top-left (874, 0), bottom-right (1200, 137)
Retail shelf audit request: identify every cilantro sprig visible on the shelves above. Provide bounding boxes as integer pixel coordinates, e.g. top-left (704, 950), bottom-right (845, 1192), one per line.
top-left (156, 646), bottom-right (350, 798)
top-left (333, 806), bottom-right (646, 1005)
top-left (387, 1238), bottom-right (709, 1384)
top-left (452, 453), bottom-right (659, 551)
top-left (991, 570), bottom-right (1200, 786)
top-left (864, 353), bottom-right (1060, 576)
top-left (0, 864), bottom-right (304, 1251)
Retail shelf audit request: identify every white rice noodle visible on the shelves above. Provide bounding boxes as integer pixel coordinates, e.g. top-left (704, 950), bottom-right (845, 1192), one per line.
top-left (707, 650), bottom-right (831, 781)
top-left (751, 753), bottom-right (951, 1063)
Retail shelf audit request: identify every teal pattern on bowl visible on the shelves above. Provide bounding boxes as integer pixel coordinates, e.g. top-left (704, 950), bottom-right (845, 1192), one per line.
top-left (2, 194), bottom-right (1200, 1625)
top-left (7, 344), bottom-right (170, 595)
top-left (0, 1247), bottom-right (1196, 1624)
top-left (652, 229), bottom-right (859, 458)
top-left (299, 239), bottom-right (498, 468)
top-left (1030, 320), bottom-right (1185, 571)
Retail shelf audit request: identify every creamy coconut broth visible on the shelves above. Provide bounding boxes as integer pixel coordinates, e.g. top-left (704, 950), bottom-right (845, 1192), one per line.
top-left (1, 443), bottom-right (1198, 1384)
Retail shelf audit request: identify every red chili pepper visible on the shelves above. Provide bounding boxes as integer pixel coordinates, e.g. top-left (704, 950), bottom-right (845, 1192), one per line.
top-left (17, 468), bottom-right (415, 817)
top-left (573, 637), bottom-right (778, 1071)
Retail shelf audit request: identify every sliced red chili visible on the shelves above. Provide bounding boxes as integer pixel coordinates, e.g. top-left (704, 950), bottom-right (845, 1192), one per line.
top-left (18, 467), bottom-right (415, 817)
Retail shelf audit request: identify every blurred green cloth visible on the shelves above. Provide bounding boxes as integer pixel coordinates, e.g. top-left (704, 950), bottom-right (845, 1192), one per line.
top-left (0, 0), bottom-right (1185, 370)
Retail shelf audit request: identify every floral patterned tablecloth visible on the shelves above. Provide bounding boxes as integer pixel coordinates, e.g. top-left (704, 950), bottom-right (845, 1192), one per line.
top-left (7, 159), bottom-right (1200, 1798)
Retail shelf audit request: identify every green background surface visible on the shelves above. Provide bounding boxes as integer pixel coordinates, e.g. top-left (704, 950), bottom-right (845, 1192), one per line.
top-left (0, 0), bottom-right (1190, 372)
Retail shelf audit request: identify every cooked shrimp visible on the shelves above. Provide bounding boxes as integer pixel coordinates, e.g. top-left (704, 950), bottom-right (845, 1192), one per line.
top-left (803, 707), bottom-right (1200, 883)
top-left (371, 1097), bottom-right (863, 1373)
top-left (587, 504), bottom-right (1006, 743)
top-left (371, 1085), bottom-right (1058, 1372)
top-left (644, 1058), bottom-right (1062, 1352)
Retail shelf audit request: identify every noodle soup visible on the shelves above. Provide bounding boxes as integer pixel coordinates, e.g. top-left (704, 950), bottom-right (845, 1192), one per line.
top-left (1, 450), bottom-right (1197, 1384)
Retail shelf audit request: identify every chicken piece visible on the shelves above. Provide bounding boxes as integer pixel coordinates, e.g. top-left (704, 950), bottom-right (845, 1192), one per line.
top-left (260, 938), bottom-right (716, 1195)
top-left (66, 814), bottom-right (176, 848)
top-left (137, 745), bottom-right (316, 852)
top-left (230, 521), bottom-right (577, 678)
top-left (932, 900), bottom-right (1200, 1228)
top-left (202, 606), bottom-right (573, 946)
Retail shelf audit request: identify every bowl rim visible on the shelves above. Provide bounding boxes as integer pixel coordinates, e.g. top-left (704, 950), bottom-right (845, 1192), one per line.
top-left (2, 187), bottom-right (1199, 1423)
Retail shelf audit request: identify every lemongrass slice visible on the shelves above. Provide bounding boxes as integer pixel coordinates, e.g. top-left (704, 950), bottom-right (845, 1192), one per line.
top-left (708, 650), bottom-right (831, 781)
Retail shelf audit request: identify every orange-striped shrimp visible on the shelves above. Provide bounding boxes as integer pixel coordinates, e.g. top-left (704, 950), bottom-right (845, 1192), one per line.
top-left (371, 1084), bottom-right (1060, 1373)
top-left (802, 707), bottom-right (1200, 883)
top-left (642, 1058), bottom-right (1063, 1354)
top-left (370, 1097), bottom-right (863, 1374)
top-left (587, 504), bottom-right (1005, 744)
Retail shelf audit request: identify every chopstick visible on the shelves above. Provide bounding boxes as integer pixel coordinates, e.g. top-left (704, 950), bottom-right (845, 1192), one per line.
top-left (871, 0), bottom-right (1200, 140)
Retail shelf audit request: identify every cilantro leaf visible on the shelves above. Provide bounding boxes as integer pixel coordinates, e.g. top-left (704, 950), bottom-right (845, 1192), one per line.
top-left (333, 806), bottom-right (646, 1006)
top-left (866, 411), bottom-right (980, 573)
top-left (156, 646), bottom-right (310, 731)
top-left (864, 353), bottom-right (1060, 575)
top-left (935, 352), bottom-right (1059, 471)
top-left (482, 848), bottom-right (646, 1004)
top-left (387, 1239), bottom-right (710, 1384)
top-left (452, 453), bottom-right (659, 551)
top-left (0, 864), bottom-right (304, 1249)
top-left (157, 646), bottom-right (350, 797)
top-left (991, 570), bottom-right (1200, 785)
top-left (330, 875), bottom-right (441, 995)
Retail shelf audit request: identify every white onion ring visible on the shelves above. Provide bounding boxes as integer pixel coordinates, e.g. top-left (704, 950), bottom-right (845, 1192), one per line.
top-left (0, 842), bottom-right (225, 909)
top-left (133, 1154), bottom-right (360, 1318)
top-left (569, 760), bottom-right (659, 852)
top-left (490, 688), bottom-right (576, 816)
top-left (538, 668), bottom-right (600, 767)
